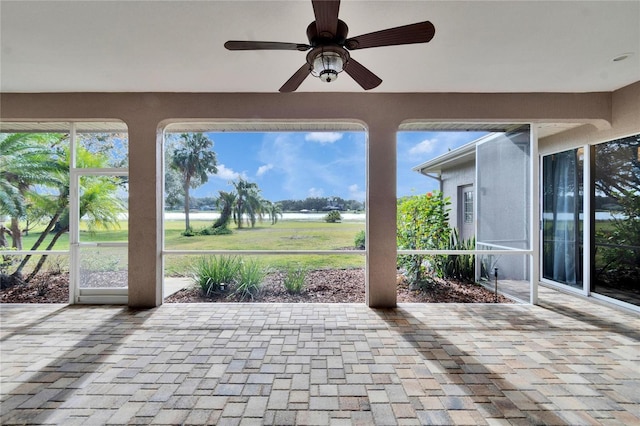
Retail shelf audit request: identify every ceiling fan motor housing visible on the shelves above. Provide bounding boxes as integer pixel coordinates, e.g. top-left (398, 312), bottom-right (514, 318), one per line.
top-left (306, 19), bottom-right (349, 45)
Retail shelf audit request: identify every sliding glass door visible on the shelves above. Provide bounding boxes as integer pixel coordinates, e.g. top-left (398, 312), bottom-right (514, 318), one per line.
top-left (592, 134), bottom-right (640, 305)
top-left (542, 149), bottom-right (583, 288)
top-left (541, 134), bottom-right (639, 308)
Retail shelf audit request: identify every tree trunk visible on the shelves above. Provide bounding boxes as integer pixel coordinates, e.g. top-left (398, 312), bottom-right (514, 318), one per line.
top-left (26, 227), bottom-right (67, 282)
top-left (183, 178), bottom-right (191, 231)
top-left (10, 217), bottom-right (22, 250)
top-left (12, 209), bottom-right (63, 276)
top-left (0, 225), bottom-right (8, 248)
top-left (214, 204), bottom-right (231, 228)
top-left (236, 199), bottom-right (244, 229)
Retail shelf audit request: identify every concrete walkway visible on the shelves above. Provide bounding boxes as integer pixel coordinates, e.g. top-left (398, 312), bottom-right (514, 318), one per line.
top-left (1, 289), bottom-right (638, 425)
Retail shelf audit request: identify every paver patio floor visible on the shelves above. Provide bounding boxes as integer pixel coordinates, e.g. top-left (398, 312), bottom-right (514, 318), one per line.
top-left (1, 288), bottom-right (638, 425)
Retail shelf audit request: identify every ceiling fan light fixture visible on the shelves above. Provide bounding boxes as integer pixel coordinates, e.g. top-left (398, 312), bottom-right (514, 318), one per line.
top-left (308, 47), bottom-right (348, 83)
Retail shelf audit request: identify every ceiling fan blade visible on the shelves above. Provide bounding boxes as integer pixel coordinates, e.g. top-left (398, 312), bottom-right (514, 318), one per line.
top-left (345, 21), bottom-right (435, 50)
top-left (279, 63), bottom-right (311, 92)
top-left (312, 0), bottom-right (340, 37)
top-left (225, 41), bottom-right (310, 51)
top-left (344, 58), bottom-right (382, 90)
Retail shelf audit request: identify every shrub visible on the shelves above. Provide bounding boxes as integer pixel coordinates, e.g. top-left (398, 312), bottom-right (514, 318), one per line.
top-left (283, 265), bottom-right (306, 294)
top-left (182, 227), bottom-right (196, 237)
top-left (324, 210), bottom-right (341, 223)
top-left (397, 191), bottom-right (451, 287)
top-left (354, 230), bottom-right (366, 249)
top-left (596, 191), bottom-right (640, 289)
top-left (191, 255), bottom-right (241, 296)
top-left (198, 225), bottom-right (232, 236)
top-left (434, 228), bottom-right (475, 282)
top-left (0, 247), bottom-right (17, 275)
top-left (235, 259), bottom-right (266, 300)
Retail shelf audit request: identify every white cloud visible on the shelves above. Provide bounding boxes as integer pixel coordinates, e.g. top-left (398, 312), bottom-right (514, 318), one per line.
top-left (305, 132), bottom-right (343, 144)
top-left (308, 187), bottom-right (324, 198)
top-left (256, 163), bottom-right (273, 177)
top-left (408, 138), bottom-right (437, 156)
top-left (348, 184), bottom-right (365, 201)
top-left (214, 164), bottom-right (246, 181)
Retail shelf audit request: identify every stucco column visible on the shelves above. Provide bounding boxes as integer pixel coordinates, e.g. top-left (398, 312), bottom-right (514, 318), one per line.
top-left (366, 120), bottom-right (399, 308)
top-left (127, 119), bottom-right (163, 308)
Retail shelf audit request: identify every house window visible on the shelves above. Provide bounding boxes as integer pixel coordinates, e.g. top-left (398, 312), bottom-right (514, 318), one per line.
top-left (463, 190), bottom-right (473, 223)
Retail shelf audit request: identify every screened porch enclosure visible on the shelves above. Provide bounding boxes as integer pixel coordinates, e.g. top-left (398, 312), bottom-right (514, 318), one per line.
top-left (476, 129), bottom-right (533, 301)
top-left (398, 125), bottom-right (535, 303)
top-left (0, 122), bottom-right (129, 304)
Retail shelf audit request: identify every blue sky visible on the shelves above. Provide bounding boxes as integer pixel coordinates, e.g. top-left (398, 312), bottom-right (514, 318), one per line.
top-left (181, 130), bottom-right (487, 202)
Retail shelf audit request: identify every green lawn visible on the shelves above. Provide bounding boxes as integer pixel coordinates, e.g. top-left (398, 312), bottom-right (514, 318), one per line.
top-left (164, 219), bottom-right (365, 275)
top-left (7, 218), bottom-right (365, 276)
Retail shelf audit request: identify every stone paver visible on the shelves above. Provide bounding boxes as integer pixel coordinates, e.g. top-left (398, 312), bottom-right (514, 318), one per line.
top-left (1, 287), bottom-right (639, 425)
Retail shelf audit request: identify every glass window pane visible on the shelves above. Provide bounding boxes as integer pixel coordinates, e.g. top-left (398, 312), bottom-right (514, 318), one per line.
top-left (542, 149), bottom-right (583, 288)
top-left (592, 134), bottom-right (640, 305)
top-left (463, 191), bottom-right (474, 223)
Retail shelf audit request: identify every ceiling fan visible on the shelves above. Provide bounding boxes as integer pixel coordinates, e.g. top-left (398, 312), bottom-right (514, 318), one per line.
top-left (224, 0), bottom-right (435, 92)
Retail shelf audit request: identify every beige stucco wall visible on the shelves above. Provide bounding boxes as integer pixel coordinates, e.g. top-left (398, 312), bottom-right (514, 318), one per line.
top-left (2, 88), bottom-right (635, 308)
top-left (539, 81), bottom-right (640, 154)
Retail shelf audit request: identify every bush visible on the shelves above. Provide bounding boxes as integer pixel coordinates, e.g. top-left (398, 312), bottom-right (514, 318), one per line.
top-left (191, 255), bottom-right (241, 296)
top-left (434, 228), bottom-right (475, 282)
top-left (198, 225), bottom-right (232, 236)
top-left (235, 259), bottom-right (266, 300)
top-left (283, 265), bottom-right (306, 294)
top-left (324, 210), bottom-right (341, 223)
top-left (182, 227), bottom-right (196, 237)
top-left (354, 230), bottom-right (365, 249)
top-left (397, 191), bottom-right (451, 287)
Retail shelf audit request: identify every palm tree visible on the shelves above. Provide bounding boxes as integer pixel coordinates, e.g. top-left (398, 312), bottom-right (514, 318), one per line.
top-left (264, 200), bottom-right (283, 225)
top-left (0, 133), bottom-right (65, 249)
top-left (231, 178), bottom-right (262, 229)
top-left (170, 133), bottom-right (218, 232)
top-left (213, 191), bottom-right (236, 229)
top-left (12, 146), bottom-right (125, 282)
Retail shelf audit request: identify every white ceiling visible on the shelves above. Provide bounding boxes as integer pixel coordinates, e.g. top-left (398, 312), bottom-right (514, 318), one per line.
top-left (1, 0), bottom-right (638, 94)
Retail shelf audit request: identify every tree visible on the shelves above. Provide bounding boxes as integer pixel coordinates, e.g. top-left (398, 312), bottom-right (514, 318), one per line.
top-left (264, 201), bottom-right (283, 225)
top-left (213, 191), bottom-right (236, 229)
top-left (11, 146), bottom-right (125, 282)
top-left (0, 133), bottom-right (66, 250)
top-left (324, 210), bottom-right (341, 223)
top-left (170, 133), bottom-right (218, 232)
top-left (397, 191), bottom-right (451, 286)
top-left (231, 178), bottom-right (262, 229)
top-left (593, 134), bottom-right (639, 200)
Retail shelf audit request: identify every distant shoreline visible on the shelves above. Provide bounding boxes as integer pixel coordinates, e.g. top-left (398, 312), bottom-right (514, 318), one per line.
top-left (162, 212), bottom-right (366, 222)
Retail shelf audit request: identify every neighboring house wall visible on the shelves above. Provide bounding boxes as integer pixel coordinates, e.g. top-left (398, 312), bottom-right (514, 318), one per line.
top-left (440, 160), bottom-right (475, 232)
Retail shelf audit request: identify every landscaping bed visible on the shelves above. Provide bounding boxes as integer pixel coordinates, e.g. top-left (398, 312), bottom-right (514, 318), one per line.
top-left (0, 269), bottom-right (513, 304)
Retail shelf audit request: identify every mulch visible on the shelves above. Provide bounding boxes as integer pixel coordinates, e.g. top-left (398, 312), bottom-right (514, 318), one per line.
top-left (0, 269), bottom-right (514, 304)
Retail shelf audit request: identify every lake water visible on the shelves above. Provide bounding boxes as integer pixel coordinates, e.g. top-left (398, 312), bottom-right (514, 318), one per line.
top-left (163, 212), bottom-right (366, 222)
